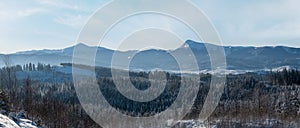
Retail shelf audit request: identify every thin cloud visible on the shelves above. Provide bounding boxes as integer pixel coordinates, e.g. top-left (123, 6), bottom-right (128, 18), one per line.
top-left (37, 0), bottom-right (80, 10)
top-left (0, 8), bottom-right (47, 21)
top-left (54, 14), bottom-right (88, 29)
top-left (192, 0), bottom-right (300, 47)
top-left (18, 8), bottom-right (47, 17)
top-left (1, 0), bottom-right (300, 54)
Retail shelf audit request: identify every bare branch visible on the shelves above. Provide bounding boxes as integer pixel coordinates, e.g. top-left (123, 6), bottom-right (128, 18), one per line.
top-left (2, 55), bottom-right (11, 68)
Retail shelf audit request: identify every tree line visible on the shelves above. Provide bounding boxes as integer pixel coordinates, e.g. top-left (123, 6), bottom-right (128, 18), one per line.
top-left (0, 61), bottom-right (300, 127)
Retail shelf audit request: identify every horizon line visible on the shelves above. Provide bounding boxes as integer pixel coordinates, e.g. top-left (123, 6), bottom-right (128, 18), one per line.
top-left (1, 40), bottom-right (300, 55)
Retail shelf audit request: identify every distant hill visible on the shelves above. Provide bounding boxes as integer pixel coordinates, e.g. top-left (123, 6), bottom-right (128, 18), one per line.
top-left (0, 40), bottom-right (299, 72)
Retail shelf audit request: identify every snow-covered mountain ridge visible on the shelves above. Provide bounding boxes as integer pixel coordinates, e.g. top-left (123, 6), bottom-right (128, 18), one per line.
top-left (0, 40), bottom-right (299, 71)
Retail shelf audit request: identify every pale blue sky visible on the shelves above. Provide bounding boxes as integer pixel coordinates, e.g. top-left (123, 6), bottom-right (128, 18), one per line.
top-left (0, 0), bottom-right (300, 53)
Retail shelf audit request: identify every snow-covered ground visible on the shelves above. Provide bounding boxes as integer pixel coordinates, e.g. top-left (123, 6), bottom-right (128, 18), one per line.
top-left (0, 114), bottom-right (20, 128)
top-left (0, 113), bottom-right (38, 128)
top-left (167, 119), bottom-right (217, 128)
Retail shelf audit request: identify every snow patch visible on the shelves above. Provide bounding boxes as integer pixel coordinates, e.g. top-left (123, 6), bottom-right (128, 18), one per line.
top-left (0, 114), bottom-right (20, 128)
top-left (0, 113), bottom-right (38, 128)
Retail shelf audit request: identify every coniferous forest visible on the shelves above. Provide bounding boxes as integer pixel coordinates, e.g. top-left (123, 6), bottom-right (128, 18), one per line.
top-left (0, 63), bottom-right (299, 127)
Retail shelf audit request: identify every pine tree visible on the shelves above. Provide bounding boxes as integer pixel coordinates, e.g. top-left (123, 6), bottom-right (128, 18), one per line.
top-left (45, 64), bottom-right (51, 71)
top-left (25, 64), bottom-right (29, 71)
top-left (0, 90), bottom-right (10, 115)
top-left (24, 77), bottom-right (32, 114)
top-left (32, 64), bottom-right (36, 71)
top-left (29, 63), bottom-right (33, 71)
top-left (37, 63), bottom-right (44, 71)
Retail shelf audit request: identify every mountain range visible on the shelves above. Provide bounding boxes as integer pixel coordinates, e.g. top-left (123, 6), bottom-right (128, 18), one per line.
top-left (0, 40), bottom-right (299, 72)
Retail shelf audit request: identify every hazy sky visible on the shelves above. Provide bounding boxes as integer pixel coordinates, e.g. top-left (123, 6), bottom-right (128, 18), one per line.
top-left (0, 0), bottom-right (300, 53)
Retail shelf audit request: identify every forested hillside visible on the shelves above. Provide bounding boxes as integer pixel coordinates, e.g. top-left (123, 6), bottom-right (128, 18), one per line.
top-left (0, 63), bottom-right (299, 127)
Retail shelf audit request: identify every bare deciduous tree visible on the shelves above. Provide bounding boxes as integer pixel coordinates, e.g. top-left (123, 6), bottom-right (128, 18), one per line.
top-left (2, 55), bottom-right (12, 68)
top-left (2, 55), bottom-right (17, 105)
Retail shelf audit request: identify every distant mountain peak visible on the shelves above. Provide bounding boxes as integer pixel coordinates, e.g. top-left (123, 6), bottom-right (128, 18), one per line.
top-left (1, 40), bottom-right (299, 71)
top-left (61, 43), bottom-right (90, 50)
top-left (181, 40), bottom-right (207, 49)
top-left (72, 43), bottom-right (90, 48)
top-left (185, 40), bottom-right (200, 45)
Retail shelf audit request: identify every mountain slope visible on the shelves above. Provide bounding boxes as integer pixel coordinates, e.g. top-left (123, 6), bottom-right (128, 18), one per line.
top-left (0, 40), bottom-right (299, 71)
